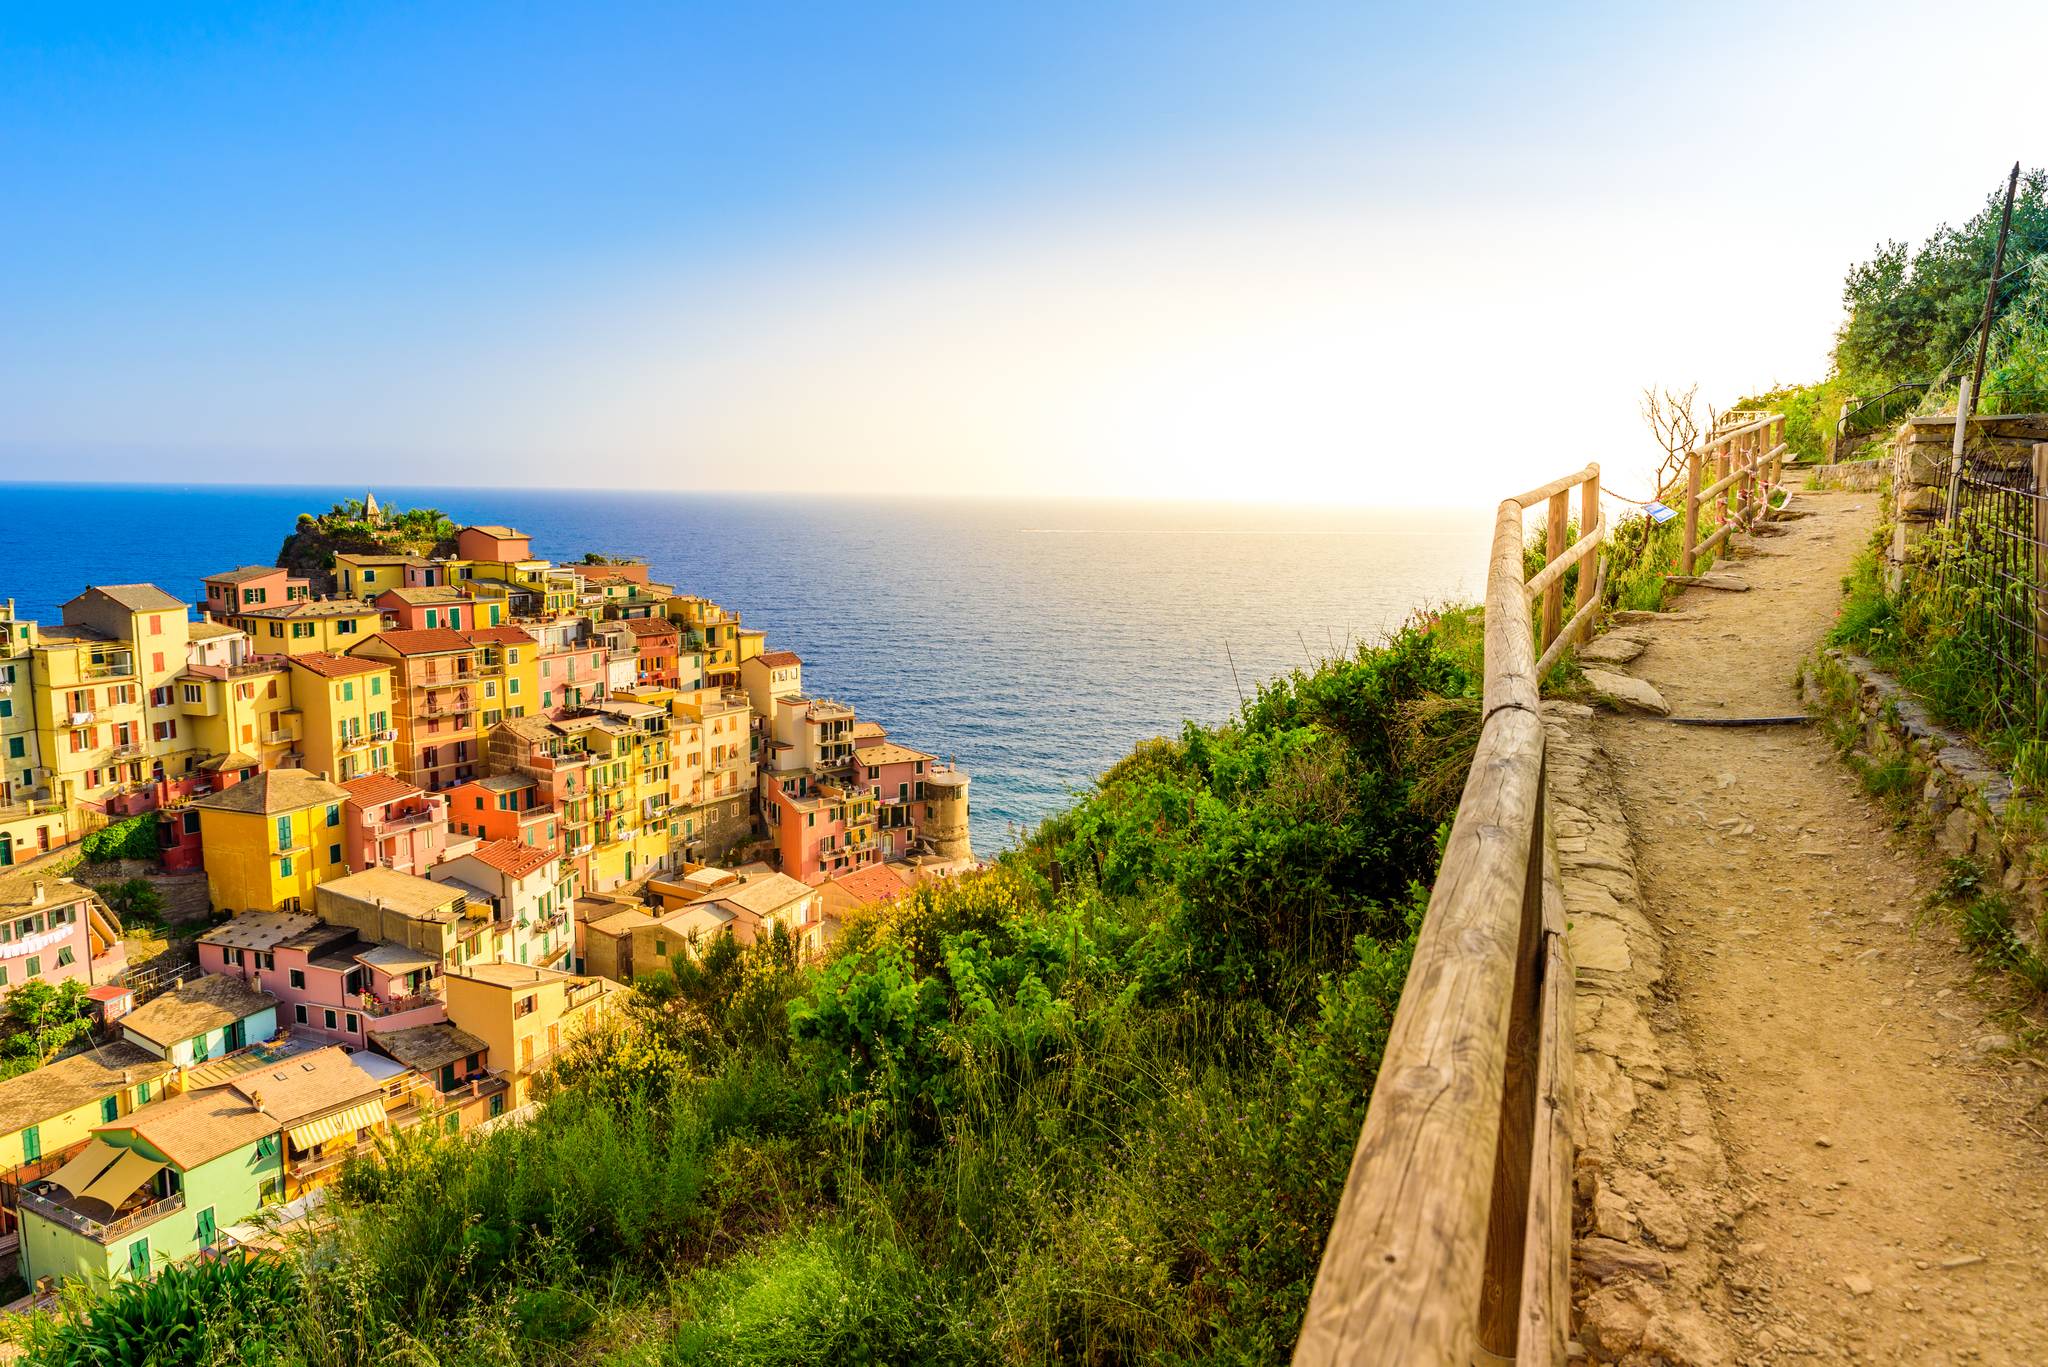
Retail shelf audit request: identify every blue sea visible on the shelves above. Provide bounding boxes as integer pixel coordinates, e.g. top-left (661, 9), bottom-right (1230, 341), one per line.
top-left (0, 484), bottom-right (1493, 851)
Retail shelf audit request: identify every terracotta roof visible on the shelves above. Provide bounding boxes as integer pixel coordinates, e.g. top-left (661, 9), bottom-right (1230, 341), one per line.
top-left (359, 628), bottom-right (473, 656)
top-left (0, 1043), bottom-right (174, 1137)
top-left (464, 839), bottom-right (555, 879)
top-left (121, 976), bottom-right (278, 1050)
top-left (191, 769), bottom-right (350, 816)
top-left (291, 651), bottom-right (388, 679)
top-left (824, 864), bottom-right (910, 908)
top-left (620, 618), bottom-right (678, 638)
top-left (341, 773), bottom-right (423, 808)
top-left (96, 1086), bottom-right (277, 1170)
top-left (462, 625), bottom-right (538, 646)
top-left (225, 1045), bottom-right (383, 1125)
top-left (370, 1021), bottom-right (488, 1074)
top-left (70, 584), bottom-right (186, 614)
top-left (756, 650), bottom-right (802, 668)
top-left (205, 565), bottom-right (287, 585)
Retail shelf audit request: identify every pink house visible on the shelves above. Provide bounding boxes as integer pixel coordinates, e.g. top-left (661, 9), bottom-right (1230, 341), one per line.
top-left (0, 874), bottom-right (120, 1000)
top-left (199, 565), bottom-right (309, 616)
top-left (198, 912), bottom-right (447, 1048)
top-left (341, 774), bottom-right (452, 876)
top-left (373, 587), bottom-right (478, 633)
top-left (851, 736), bottom-right (938, 861)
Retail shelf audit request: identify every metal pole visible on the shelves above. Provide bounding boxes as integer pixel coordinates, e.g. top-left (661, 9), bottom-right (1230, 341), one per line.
top-left (1968, 162), bottom-right (2022, 416)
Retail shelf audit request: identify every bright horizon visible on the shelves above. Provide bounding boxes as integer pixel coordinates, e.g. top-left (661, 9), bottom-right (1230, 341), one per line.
top-left (5, 2), bottom-right (2045, 508)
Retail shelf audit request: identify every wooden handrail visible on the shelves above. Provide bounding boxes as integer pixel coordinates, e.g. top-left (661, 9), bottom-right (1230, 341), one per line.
top-left (1296, 463), bottom-right (1602, 1366)
top-left (1679, 414), bottom-right (1787, 574)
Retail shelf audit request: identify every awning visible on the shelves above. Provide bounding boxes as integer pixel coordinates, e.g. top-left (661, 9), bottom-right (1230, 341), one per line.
top-left (76, 1148), bottom-right (167, 1211)
top-left (286, 1098), bottom-right (387, 1150)
top-left (44, 1139), bottom-right (122, 1197)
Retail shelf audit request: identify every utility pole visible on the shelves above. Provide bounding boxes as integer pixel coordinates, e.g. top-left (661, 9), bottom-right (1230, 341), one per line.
top-left (1967, 162), bottom-right (2022, 418)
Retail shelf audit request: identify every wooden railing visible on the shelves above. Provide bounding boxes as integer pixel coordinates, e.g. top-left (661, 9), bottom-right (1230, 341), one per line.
top-left (1680, 413), bottom-right (1789, 575)
top-left (1295, 463), bottom-right (1604, 1366)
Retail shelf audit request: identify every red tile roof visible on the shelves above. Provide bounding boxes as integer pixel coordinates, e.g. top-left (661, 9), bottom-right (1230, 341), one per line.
top-left (756, 650), bottom-right (802, 668)
top-left (467, 839), bottom-right (554, 879)
top-left (359, 628), bottom-right (473, 656)
top-left (621, 617), bottom-right (679, 638)
top-left (462, 625), bottom-right (538, 646)
top-left (341, 774), bottom-right (423, 808)
top-left (292, 651), bottom-right (389, 679)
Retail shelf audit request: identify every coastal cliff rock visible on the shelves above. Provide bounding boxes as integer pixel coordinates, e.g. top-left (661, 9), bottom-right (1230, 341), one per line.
top-left (273, 499), bottom-right (458, 594)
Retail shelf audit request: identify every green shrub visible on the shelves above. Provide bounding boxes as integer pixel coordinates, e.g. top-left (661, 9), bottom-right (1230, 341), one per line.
top-left (13, 1251), bottom-right (306, 1366)
top-left (79, 814), bottom-right (159, 865)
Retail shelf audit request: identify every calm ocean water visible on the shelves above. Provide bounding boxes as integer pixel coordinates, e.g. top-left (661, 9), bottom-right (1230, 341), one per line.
top-left (0, 484), bottom-right (1492, 851)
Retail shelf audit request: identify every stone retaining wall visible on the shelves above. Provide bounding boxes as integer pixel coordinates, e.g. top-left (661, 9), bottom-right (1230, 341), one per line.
top-left (1799, 461), bottom-right (1885, 492)
top-left (1888, 413), bottom-right (2048, 584)
top-left (1801, 648), bottom-right (2044, 933)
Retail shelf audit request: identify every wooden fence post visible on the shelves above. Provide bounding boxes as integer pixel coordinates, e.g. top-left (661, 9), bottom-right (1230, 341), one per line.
top-left (1575, 470), bottom-right (1600, 642)
top-left (1681, 450), bottom-right (1701, 576)
top-left (1543, 491), bottom-right (1569, 650)
top-left (1715, 442), bottom-right (1731, 529)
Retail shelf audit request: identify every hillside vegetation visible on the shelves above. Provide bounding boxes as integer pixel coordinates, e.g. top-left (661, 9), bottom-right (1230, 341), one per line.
top-left (13, 610), bottom-right (1490, 1367)
top-left (274, 499), bottom-right (458, 592)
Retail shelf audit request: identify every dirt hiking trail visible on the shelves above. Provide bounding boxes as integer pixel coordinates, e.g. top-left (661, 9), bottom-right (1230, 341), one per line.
top-left (1582, 489), bottom-right (2048, 1365)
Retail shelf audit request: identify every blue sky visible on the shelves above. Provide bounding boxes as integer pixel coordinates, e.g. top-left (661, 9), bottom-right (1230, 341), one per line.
top-left (5, 2), bottom-right (2046, 502)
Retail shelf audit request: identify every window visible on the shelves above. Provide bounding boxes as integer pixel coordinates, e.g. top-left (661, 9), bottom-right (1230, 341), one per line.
top-left (225, 1019), bottom-right (246, 1052)
top-left (341, 681), bottom-right (354, 702)
top-left (101, 1095), bottom-right (119, 1123)
top-left (295, 1004), bottom-right (309, 1024)
top-left (289, 969), bottom-right (306, 989)
top-left (371, 676), bottom-right (382, 695)
top-left (21, 1126), bottom-right (39, 1161)
top-left (345, 1013), bottom-right (359, 1033)
top-left (56, 946), bottom-right (74, 967)
top-left (196, 1207), bottom-right (216, 1247)
top-left (276, 815), bottom-right (293, 848)
top-left (25, 956), bottom-right (38, 979)
top-left (508, 678), bottom-right (520, 695)
top-left (257, 1134), bottom-right (280, 1159)
top-left (151, 652), bottom-right (164, 672)
top-left (128, 1239), bottom-right (150, 1278)
top-left (279, 855), bottom-right (294, 877)
top-left (328, 844), bottom-right (341, 864)
top-left (324, 1009), bottom-right (337, 1029)
top-left (325, 803), bottom-right (340, 828)
top-left (6, 739), bottom-right (20, 759)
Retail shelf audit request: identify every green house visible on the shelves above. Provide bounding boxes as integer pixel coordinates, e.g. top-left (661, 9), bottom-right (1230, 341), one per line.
top-left (16, 1086), bottom-right (282, 1289)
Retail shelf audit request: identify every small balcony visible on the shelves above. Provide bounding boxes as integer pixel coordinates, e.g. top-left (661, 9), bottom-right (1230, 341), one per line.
top-left (16, 1185), bottom-right (184, 1244)
top-left (353, 987), bottom-right (441, 1018)
top-left (80, 654), bottom-right (136, 681)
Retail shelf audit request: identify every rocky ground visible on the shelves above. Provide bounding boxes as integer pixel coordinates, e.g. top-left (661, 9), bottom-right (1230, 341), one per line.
top-left (1561, 490), bottom-right (2048, 1365)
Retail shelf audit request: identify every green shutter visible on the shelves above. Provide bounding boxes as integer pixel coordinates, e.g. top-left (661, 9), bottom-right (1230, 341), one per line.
top-left (128, 1239), bottom-right (150, 1277)
top-left (196, 1207), bottom-right (216, 1247)
top-left (21, 1125), bottom-right (39, 1161)
top-left (101, 1096), bottom-right (119, 1123)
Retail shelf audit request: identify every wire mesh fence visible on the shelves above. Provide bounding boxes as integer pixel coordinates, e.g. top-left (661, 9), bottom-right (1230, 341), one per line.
top-left (1939, 446), bottom-right (2048, 735)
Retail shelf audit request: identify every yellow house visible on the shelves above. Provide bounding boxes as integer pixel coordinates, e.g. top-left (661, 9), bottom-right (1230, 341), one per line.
top-left (465, 627), bottom-right (538, 735)
top-left (0, 1042), bottom-right (175, 1186)
top-left (442, 963), bottom-right (622, 1108)
top-left (664, 597), bottom-right (741, 687)
top-left (30, 585), bottom-right (197, 814)
top-left (288, 654), bottom-right (396, 783)
top-left (332, 555), bottom-right (422, 600)
top-left (226, 600), bottom-right (385, 657)
top-left (177, 661), bottom-right (296, 773)
top-left (191, 769), bottom-right (353, 914)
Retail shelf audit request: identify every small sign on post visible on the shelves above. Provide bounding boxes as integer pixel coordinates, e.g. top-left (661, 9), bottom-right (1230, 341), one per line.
top-left (1643, 500), bottom-right (1677, 525)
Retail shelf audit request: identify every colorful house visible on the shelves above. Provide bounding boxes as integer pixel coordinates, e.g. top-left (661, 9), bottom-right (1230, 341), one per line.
top-left (0, 1042), bottom-right (175, 1240)
top-left (314, 866), bottom-right (501, 975)
top-left (465, 625), bottom-right (538, 733)
top-left (198, 912), bottom-right (447, 1047)
top-left (345, 629), bottom-right (481, 792)
top-left (191, 769), bottom-right (353, 914)
top-left (368, 1021), bottom-right (506, 1132)
top-left (532, 618), bottom-right (609, 712)
top-left (288, 653), bottom-right (396, 784)
top-left (198, 566), bottom-right (309, 618)
top-left (332, 554), bottom-right (421, 600)
top-left (339, 774), bottom-right (450, 877)
top-left (16, 1086), bottom-right (282, 1288)
top-left (118, 974), bottom-right (280, 1069)
top-left (0, 870), bottom-right (125, 999)
top-left (176, 660), bottom-right (296, 774)
top-left (454, 526), bottom-right (533, 563)
top-left (442, 963), bottom-right (622, 1108)
top-left (444, 774), bottom-right (556, 851)
top-left (373, 586), bottom-right (484, 632)
top-left (222, 1045), bottom-right (396, 1198)
top-left (430, 840), bottom-right (573, 970)
top-left (225, 599), bottom-right (384, 658)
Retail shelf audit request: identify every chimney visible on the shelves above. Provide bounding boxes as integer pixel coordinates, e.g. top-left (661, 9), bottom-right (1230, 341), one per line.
top-left (30, 880), bottom-right (45, 907)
